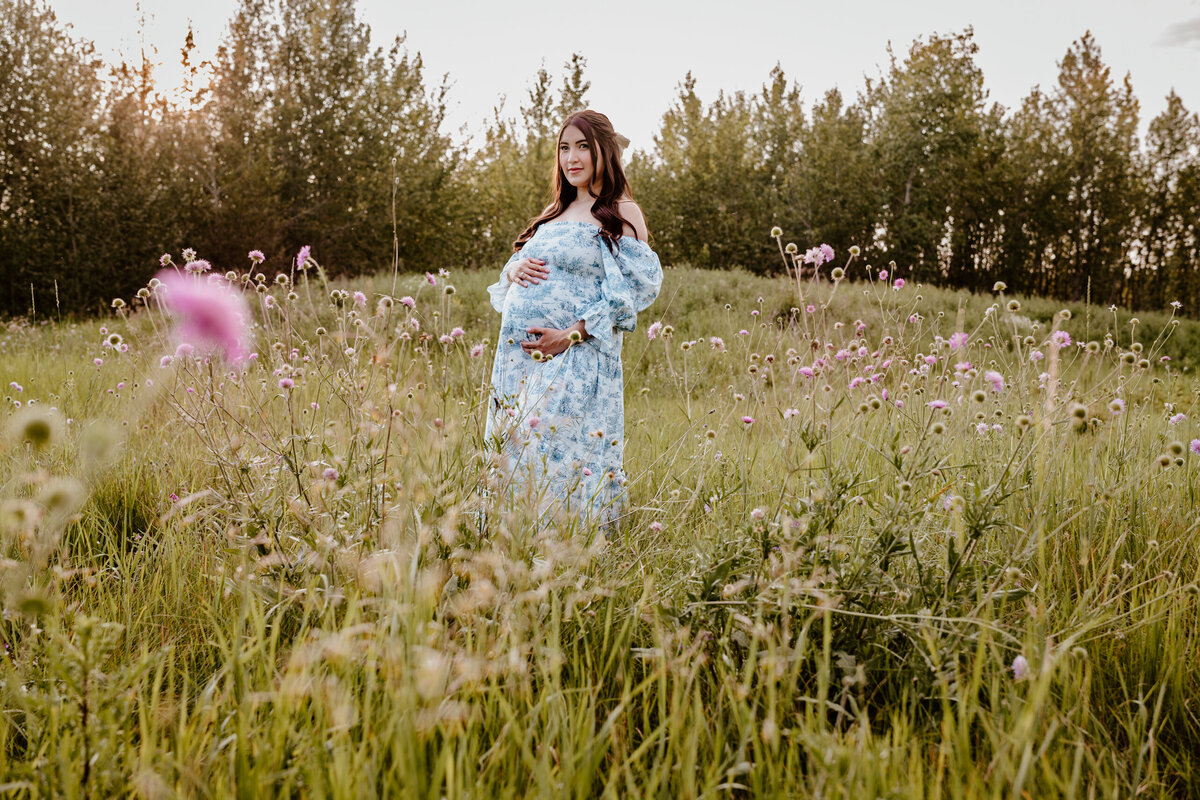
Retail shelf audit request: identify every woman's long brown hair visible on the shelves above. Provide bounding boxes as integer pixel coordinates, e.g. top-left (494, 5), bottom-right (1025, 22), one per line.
top-left (513, 110), bottom-right (640, 253)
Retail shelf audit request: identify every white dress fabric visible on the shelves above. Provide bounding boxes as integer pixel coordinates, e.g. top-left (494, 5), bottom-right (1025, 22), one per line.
top-left (485, 220), bottom-right (663, 523)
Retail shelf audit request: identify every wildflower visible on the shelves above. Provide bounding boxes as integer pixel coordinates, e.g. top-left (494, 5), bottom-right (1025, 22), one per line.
top-left (1169, 413), bottom-right (1186, 425)
top-left (976, 422), bottom-right (990, 434)
top-left (819, 243), bottom-right (835, 263)
top-left (1190, 439), bottom-right (1200, 454)
top-left (1171, 300), bottom-right (1182, 310)
top-left (279, 378), bottom-right (294, 389)
top-left (1051, 330), bottom-right (1071, 347)
top-left (184, 259), bottom-right (212, 274)
top-left (93, 358), bottom-right (103, 367)
top-left (927, 400), bottom-right (947, 409)
top-left (582, 468), bottom-right (592, 476)
top-left (6, 407), bottom-right (64, 450)
top-left (649, 521), bottom-right (664, 532)
top-left (647, 321), bottom-right (663, 341)
top-left (425, 272), bottom-right (437, 285)
top-left (297, 245), bottom-right (312, 269)
top-left (111, 297), bottom-right (126, 310)
top-left (893, 278), bottom-right (905, 290)
top-left (993, 281), bottom-right (1007, 292)
top-left (8, 382), bottom-right (21, 392)
top-left (710, 337), bottom-right (725, 351)
top-left (1016, 415), bottom-right (1032, 430)
top-left (1109, 399), bottom-right (1125, 415)
top-left (528, 416), bottom-right (540, 428)
top-left (954, 361), bottom-right (972, 372)
top-left (451, 327), bottom-right (465, 338)
top-left (249, 250), bottom-right (265, 263)
top-left (830, 267), bottom-right (844, 281)
top-left (322, 468), bottom-right (338, 481)
top-left (783, 408), bottom-right (799, 419)
top-left (353, 291), bottom-right (367, 307)
top-left (157, 270), bottom-right (252, 363)
top-left (568, 330), bottom-right (582, 343)
top-left (399, 296), bottom-right (415, 308)
top-left (750, 508), bottom-right (766, 520)
top-left (159, 253), bottom-right (172, 267)
top-left (1012, 654), bottom-right (1030, 680)
top-left (770, 226), bottom-right (783, 237)
top-left (738, 329), bottom-right (749, 336)
top-left (1007, 300), bottom-right (1021, 312)
top-left (879, 269), bottom-right (888, 281)
top-left (806, 305), bottom-right (816, 313)
top-left (849, 245), bottom-right (861, 257)
top-left (439, 334), bottom-right (454, 344)
top-left (984, 370), bottom-right (1004, 393)
top-left (741, 416), bottom-right (755, 425)
top-left (444, 284), bottom-right (457, 295)
top-left (949, 332), bottom-right (968, 351)
top-left (1030, 350), bottom-right (1044, 362)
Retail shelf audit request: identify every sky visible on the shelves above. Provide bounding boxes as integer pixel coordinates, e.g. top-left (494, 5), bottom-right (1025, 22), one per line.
top-left (44, 0), bottom-right (1200, 153)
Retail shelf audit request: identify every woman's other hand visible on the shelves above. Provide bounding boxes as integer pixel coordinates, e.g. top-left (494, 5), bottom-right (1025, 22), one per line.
top-left (522, 321), bottom-right (588, 358)
top-left (507, 257), bottom-right (549, 287)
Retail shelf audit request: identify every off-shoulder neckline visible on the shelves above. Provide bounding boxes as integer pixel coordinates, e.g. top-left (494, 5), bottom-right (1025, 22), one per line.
top-left (540, 219), bottom-right (651, 245)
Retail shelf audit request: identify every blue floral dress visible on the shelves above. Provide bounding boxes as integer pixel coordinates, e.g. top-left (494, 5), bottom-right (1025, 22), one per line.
top-left (485, 220), bottom-right (663, 523)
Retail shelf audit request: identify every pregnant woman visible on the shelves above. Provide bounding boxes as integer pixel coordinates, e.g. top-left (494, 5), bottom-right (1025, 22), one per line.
top-left (485, 109), bottom-right (663, 525)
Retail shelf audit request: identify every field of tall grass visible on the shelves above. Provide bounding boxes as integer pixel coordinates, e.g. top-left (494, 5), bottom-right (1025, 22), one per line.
top-left (1, 248), bottom-right (1199, 797)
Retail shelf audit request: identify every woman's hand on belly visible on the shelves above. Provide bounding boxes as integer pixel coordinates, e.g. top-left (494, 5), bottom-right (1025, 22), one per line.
top-left (522, 321), bottom-right (588, 358)
top-left (508, 257), bottom-right (549, 287)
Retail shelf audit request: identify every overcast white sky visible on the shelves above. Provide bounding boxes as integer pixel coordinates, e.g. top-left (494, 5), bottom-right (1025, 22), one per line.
top-left (45, 0), bottom-right (1200, 152)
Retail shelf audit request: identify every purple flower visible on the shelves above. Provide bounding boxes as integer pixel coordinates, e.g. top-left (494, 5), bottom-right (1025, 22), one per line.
top-left (742, 416), bottom-right (755, 425)
top-left (647, 321), bottom-right (663, 341)
top-left (1169, 413), bottom-right (1186, 425)
top-left (297, 245), bottom-right (312, 269)
top-left (878, 269), bottom-right (888, 281)
top-left (353, 291), bottom-right (367, 307)
top-left (322, 468), bottom-right (338, 481)
top-left (893, 278), bottom-right (905, 290)
top-left (1012, 654), bottom-right (1029, 680)
top-left (819, 243), bottom-right (835, 263)
top-left (248, 250), bottom-right (265, 264)
top-left (927, 399), bottom-right (947, 409)
top-left (710, 337), bottom-right (725, 351)
top-left (470, 343), bottom-right (485, 358)
top-left (1051, 330), bottom-right (1072, 347)
top-left (279, 378), bottom-right (294, 389)
top-left (157, 270), bottom-right (252, 363)
top-left (949, 331), bottom-right (968, 351)
top-left (399, 296), bottom-right (415, 308)
top-left (451, 327), bottom-right (465, 338)
top-left (184, 259), bottom-right (213, 274)
top-left (1190, 439), bottom-right (1200, 454)
top-left (984, 370), bottom-right (1005, 393)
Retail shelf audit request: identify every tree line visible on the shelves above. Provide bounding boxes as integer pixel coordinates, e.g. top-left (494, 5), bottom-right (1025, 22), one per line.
top-left (2, 0), bottom-right (1198, 317)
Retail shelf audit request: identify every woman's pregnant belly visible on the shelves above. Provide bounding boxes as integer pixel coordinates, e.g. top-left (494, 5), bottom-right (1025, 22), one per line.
top-left (500, 273), bottom-right (591, 344)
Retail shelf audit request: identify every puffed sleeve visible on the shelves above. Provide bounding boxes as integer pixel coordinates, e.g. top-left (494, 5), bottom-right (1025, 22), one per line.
top-left (580, 237), bottom-right (663, 352)
top-left (486, 250), bottom-right (522, 313)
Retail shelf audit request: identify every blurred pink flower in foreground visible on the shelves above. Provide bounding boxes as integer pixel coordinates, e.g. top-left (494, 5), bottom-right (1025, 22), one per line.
top-left (157, 270), bottom-right (252, 363)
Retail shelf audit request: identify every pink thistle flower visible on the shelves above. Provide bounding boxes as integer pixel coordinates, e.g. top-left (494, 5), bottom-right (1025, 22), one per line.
top-left (93, 358), bottom-right (103, 366)
top-left (159, 253), bottom-right (171, 267)
top-left (353, 291), bottom-right (367, 308)
top-left (984, 370), bottom-right (1005, 393)
top-left (649, 521), bottom-right (664, 532)
top-left (264, 295), bottom-right (276, 308)
top-left (710, 337), bottom-right (725, 351)
top-left (279, 378), bottom-right (294, 389)
top-left (955, 361), bottom-right (972, 372)
top-left (927, 399), bottom-right (947, 409)
top-left (1030, 350), bottom-right (1044, 362)
top-left (451, 327), bottom-right (465, 338)
top-left (783, 408), bottom-right (799, 419)
top-left (949, 331), bottom-right (968, 351)
top-left (878, 269), bottom-right (888, 281)
top-left (296, 245), bottom-right (312, 269)
top-left (322, 468), bottom-right (338, 481)
top-left (1190, 439), bottom-right (1200, 454)
top-left (399, 296), bottom-right (415, 308)
top-left (157, 271), bottom-right (252, 363)
top-left (799, 366), bottom-right (814, 378)
top-left (1051, 330), bottom-right (1071, 347)
top-left (750, 507), bottom-right (766, 520)
top-left (738, 329), bottom-right (750, 336)
top-left (742, 416), bottom-right (755, 424)
top-left (819, 243), bottom-right (835, 263)
top-left (1169, 413), bottom-right (1186, 425)
top-left (582, 468), bottom-right (592, 476)
top-left (470, 343), bottom-right (485, 358)
top-left (248, 250), bottom-right (265, 263)
top-left (184, 259), bottom-right (212, 274)
top-left (425, 272), bottom-right (437, 285)
top-left (528, 416), bottom-right (540, 428)
top-left (647, 321), bottom-right (663, 341)
top-left (893, 278), bottom-right (905, 289)
top-left (439, 334), bottom-right (453, 344)
top-left (806, 305), bottom-right (816, 313)
top-left (849, 377), bottom-right (865, 389)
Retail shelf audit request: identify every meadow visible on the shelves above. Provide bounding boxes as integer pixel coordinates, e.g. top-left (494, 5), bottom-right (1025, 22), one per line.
top-left (1, 248), bottom-right (1199, 798)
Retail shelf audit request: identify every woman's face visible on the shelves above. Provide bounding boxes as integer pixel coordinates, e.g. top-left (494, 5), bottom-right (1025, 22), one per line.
top-left (559, 125), bottom-right (595, 194)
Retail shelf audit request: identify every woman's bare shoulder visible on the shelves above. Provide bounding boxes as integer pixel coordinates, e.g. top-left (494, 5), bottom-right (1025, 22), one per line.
top-left (617, 200), bottom-right (649, 241)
